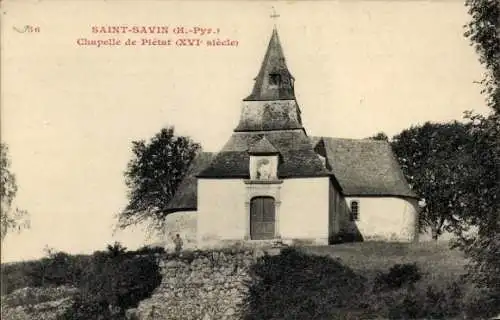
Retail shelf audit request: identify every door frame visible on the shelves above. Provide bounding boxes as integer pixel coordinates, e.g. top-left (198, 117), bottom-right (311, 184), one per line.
top-left (250, 196), bottom-right (276, 240)
top-left (243, 180), bottom-right (283, 240)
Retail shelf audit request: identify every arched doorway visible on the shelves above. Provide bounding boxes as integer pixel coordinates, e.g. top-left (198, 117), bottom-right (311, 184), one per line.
top-left (250, 196), bottom-right (276, 240)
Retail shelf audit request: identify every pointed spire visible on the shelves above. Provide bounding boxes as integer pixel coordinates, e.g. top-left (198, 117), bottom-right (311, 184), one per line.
top-left (244, 28), bottom-right (295, 101)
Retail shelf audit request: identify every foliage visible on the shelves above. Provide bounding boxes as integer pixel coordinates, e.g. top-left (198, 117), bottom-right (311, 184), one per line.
top-left (0, 143), bottom-right (29, 242)
top-left (384, 282), bottom-right (464, 320)
top-left (118, 127), bottom-right (201, 232)
top-left (65, 297), bottom-right (117, 320)
top-left (461, 0), bottom-right (500, 315)
top-left (61, 244), bottom-right (162, 319)
top-left (106, 241), bottom-right (128, 257)
top-left (1, 243), bottom-right (163, 319)
top-left (243, 247), bottom-right (491, 319)
top-left (373, 263), bottom-right (422, 292)
top-left (133, 244), bottom-right (166, 255)
top-left (453, 112), bottom-right (499, 241)
top-left (1, 251), bottom-right (90, 295)
top-left (465, 0), bottom-right (499, 113)
top-left (390, 121), bottom-right (474, 239)
top-left (66, 257), bottom-right (162, 319)
top-left (243, 247), bottom-right (366, 319)
top-left (368, 132), bottom-right (389, 141)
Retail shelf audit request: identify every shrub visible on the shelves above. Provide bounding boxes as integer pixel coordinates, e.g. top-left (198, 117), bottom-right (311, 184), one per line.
top-left (32, 252), bottom-right (89, 287)
top-left (133, 245), bottom-right (166, 255)
top-left (1, 251), bottom-right (90, 294)
top-left (373, 263), bottom-right (422, 292)
top-left (386, 282), bottom-right (464, 319)
top-left (63, 247), bottom-right (162, 319)
top-left (1, 261), bottom-right (41, 295)
top-left (64, 295), bottom-right (116, 320)
top-left (243, 247), bottom-right (366, 319)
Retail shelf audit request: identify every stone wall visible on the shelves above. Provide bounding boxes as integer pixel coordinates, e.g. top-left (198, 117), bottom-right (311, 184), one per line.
top-left (0, 286), bottom-right (77, 320)
top-left (131, 249), bottom-right (265, 320)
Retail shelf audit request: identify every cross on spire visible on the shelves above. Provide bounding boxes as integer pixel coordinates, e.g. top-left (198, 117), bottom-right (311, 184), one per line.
top-left (270, 6), bottom-right (280, 23)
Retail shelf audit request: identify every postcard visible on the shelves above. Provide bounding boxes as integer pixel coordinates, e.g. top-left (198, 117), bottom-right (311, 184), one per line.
top-left (1, 1), bottom-right (496, 319)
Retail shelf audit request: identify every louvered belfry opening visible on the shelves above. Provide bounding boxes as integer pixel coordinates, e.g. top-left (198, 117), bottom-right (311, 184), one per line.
top-left (250, 196), bottom-right (276, 240)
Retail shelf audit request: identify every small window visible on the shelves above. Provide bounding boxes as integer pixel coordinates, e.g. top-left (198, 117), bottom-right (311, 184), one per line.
top-left (350, 200), bottom-right (359, 221)
top-left (269, 73), bottom-right (281, 86)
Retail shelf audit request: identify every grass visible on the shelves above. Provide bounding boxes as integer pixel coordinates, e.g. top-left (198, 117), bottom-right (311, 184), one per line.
top-left (300, 241), bottom-right (467, 283)
top-left (3, 241), bottom-right (485, 319)
top-left (244, 242), bottom-right (478, 319)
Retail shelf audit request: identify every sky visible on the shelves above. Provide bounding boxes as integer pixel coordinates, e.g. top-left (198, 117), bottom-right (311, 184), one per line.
top-left (0, 0), bottom-right (489, 262)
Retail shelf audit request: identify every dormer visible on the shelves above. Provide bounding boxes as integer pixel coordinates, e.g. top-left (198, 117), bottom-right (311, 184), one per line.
top-left (312, 137), bottom-right (332, 171)
top-left (248, 136), bottom-right (280, 181)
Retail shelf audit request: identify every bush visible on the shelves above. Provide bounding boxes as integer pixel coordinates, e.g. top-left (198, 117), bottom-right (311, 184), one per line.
top-left (2, 261), bottom-right (41, 295)
top-left (386, 282), bottom-right (464, 319)
top-left (64, 295), bottom-right (116, 320)
top-left (243, 247), bottom-right (366, 319)
top-left (373, 263), bottom-right (422, 292)
top-left (242, 250), bottom-right (478, 319)
top-left (1, 251), bottom-right (90, 295)
top-left (133, 245), bottom-right (166, 255)
top-left (30, 252), bottom-right (89, 287)
top-left (62, 246), bottom-right (162, 319)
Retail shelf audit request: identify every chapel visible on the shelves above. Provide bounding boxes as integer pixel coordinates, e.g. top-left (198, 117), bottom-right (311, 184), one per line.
top-left (163, 27), bottom-right (420, 249)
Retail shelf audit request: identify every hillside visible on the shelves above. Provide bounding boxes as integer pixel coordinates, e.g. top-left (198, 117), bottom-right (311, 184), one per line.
top-left (1, 241), bottom-right (496, 320)
top-left (302, 241), bottom-right (467, 280)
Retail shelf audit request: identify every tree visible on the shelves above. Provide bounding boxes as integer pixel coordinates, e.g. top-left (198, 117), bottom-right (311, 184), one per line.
top-left (390, 122), bottom-right (474, 240)
top-left (117, 127), bottom-right (201, 233)
top-left (459, 0), bottom-right (499, 315)
top-left (64, 246), bottom-right (162, 320)
top-left (1, 143), bottom-right (29, 242)
top-left (106, 242), bottom-right (127, 257)
top-left (465, 0), bottom-right (499, 114)
top-left (368, 132), bottom-right (389, 141)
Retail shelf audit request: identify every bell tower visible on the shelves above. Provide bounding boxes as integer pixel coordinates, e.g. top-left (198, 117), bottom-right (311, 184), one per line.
top-left (234, 24), bottom-right (303, 132)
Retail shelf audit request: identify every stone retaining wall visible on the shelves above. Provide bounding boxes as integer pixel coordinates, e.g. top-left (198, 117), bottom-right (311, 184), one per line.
top-left (0, 286), bottom-right (77, 320)
top-left (131, 249), bottom-right (264, 320)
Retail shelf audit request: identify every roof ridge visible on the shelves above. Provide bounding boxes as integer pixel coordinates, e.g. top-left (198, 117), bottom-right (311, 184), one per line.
top-left (319, 136), bottom-right (389, 143)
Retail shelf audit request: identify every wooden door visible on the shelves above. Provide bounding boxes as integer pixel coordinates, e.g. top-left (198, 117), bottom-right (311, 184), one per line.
top-left (250, 196), bottom-right (275, 240)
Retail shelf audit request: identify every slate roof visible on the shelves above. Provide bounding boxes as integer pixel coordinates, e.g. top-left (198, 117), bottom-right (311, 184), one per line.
top-left (165, 136), bottom-right (418, 213)
top-left (197, 130), bottom-right (331, 178)
top-left (165, 152), bottom-right (215, 213)
top-left (248, 136), bottom-right (280, 154)
top-left (244, 28), bottom-right (295, 101)
top-left (314, 137), bottom-right (418, 198)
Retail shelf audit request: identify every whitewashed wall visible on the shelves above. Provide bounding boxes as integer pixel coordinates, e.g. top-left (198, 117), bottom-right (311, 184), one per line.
top-left (345, 196), bottom-right (419, 242)
top-left (164, 211), bottom-right (198, 250)
top-left (197, 179), bottom-right (247, 246)
top-left (279, 177), bottom-right (329, 244)
top-left (197, 177), bottom-right (331, 247)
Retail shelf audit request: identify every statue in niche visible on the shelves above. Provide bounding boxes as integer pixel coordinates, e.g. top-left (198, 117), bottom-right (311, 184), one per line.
top-left (256, 158), bottom-right (272, 180)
